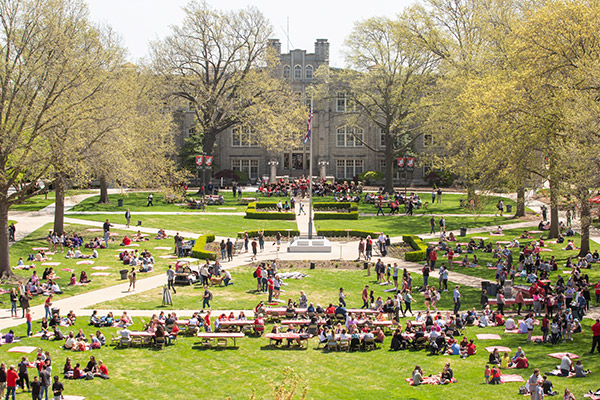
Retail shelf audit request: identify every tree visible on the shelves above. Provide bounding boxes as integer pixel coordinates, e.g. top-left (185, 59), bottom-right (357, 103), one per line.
top-left (0, 0), bottom-right (126, 277)
top-left (151, 1), bottom-right (303, 180)
top-left (333, 14), bottom-right (439, 193)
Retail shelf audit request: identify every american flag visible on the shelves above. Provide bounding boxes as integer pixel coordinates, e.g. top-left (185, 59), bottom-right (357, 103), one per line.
top-left (304, 109), bottom-right (313, 144)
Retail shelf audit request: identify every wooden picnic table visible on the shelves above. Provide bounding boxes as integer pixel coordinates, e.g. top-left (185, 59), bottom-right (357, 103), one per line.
top-left (346, 308), bottom-right (380, 315)
top-left (218, 320), bottom-right (254, 332)
top-left (280, 319), bottom-right (326, 326)
top-left (129, 331), bottom-right (153, 347)
top-left (488, 298), bottom-right (534, 306)
top-left (196, 332), bottom-right (244, 347)
top-left (265, 307), bottom-right (308, 316)
top-left (265, 332), bottom-right (310, 347)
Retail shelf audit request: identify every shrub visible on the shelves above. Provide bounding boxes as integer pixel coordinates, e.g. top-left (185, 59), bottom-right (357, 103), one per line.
top-left (316, 229), bottom-right (380, 238)
top-left (245, 202), bottom-right (296, 220)
top-left (313, 202), bottom-right (358, 220)
top-left (237, 229), bottom-right (300, 238)
top-left (191, 234), bottom-right (217, 260)
top-left (403, 235), bottom-right (428, 262)
top-left (358, 170), bottom-right (384, 183)
top-left (424, 169), bottom-right (455, 187)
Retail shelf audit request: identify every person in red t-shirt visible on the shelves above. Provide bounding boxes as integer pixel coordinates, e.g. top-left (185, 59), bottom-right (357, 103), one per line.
top-left (514, 355), bottom-right (529, 369)
top-left (6, 365), bottom-right (18, 398)
top-left (467, 340), bottom-right (477, 356)
top-left (591, 318), bottom-right (600, 353)
top-left (594, 280), bottom-right (600, 305)
top-left (96, 360), bottom-right (109, 378)
top-left (44, 295), bottom-right (52, 320)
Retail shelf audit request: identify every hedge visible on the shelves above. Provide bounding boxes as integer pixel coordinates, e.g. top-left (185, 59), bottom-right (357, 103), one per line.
top-left (191, 234), bottom-right (217, 260)
top-left (317, 229), bottom-right (380, 238)
top-left (237, 229), bottom-right (300, 238)
top-left (314, 211), bottom-right (358, 220)
top-left (403, 235), bottom-right (428, 262)
top-left (313, 202), bottom-right (358, 220)
top-left (245, 202), bottom-right (296, 220)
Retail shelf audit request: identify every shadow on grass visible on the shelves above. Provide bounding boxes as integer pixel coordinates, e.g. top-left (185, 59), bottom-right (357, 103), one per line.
top-left (259, 344), bottom-right (307, 351)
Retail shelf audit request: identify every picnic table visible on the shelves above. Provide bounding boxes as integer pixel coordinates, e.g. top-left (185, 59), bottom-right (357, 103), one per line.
top-left (129, 331), bottom-right (153, 347)
top-left (346, 308), bottom-right (380, 315)
top-left (265, 307), bottom-right (308, 316)
top-left (487, 298), bottom-right (534, 306)
top-left (218, 320), bottom-right (254, 332)
top-left (265, 332), bottom-right (310, 348)
top-left (197, 332), bottom-right (244, 347)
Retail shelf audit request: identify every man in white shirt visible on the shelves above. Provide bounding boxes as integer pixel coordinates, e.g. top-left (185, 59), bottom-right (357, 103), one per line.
top-left (505, 316), bottom-right (516, 330)
top-left (560, 354), bottom-right (572, 376)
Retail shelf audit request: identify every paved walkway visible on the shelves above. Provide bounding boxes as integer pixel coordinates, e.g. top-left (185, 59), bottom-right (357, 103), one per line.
top-left (3, 189), bottom-right (599, 331)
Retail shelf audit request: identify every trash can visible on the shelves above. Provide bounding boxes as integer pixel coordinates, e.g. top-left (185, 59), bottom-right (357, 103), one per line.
top-left (118, 198), bottom-right (123, 207)
top-left (460, 227), bottom-right (467, 237)
top-left (363, 262), bottom-right (369, 270)
top-left (51, 308), bottom-right (60, 317)
top-left (506, 204), bottom-right (512, 213)
top-left (310, 262), bottom-right (315, 270)
top-left (487, 283), bottom-right (498, 297)
top-left (120, 269), bottom-right (129, 280)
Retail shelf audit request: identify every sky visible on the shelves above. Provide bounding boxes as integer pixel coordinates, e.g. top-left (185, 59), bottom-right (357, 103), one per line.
top-left (86, 0), bottom-right (416, 68)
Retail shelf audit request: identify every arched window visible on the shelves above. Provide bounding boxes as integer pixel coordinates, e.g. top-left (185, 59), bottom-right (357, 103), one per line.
top-left (283, 65), bottom-right (290, 79)
top-left (294, 65), bottom-right (302, 80)
top-left (305, 65), bottom-right (313, 80)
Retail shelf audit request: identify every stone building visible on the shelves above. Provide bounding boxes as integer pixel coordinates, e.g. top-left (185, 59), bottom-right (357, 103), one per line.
top-left (175, 38), bottom-right (429, 185)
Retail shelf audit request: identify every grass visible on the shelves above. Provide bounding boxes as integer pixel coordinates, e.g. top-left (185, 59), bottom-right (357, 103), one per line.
top-left (67, 214), bottom-right (299, 237)
top-left (92, 266), bottom-right (482, 311)
top-left (317, 192), bottom-right (528, 215)
top-left (70, 191), bottom-right (248, 213)
top-left (316, 216), bottom-right (516, 236)
top-left (0, 312), bottom-right (599, 399)
top-left (9, 190), bottom-right (95, 212)
top-left (423, 228), bottom-right (600, 284)
top-left (2, 223), bottom-right (176, 307)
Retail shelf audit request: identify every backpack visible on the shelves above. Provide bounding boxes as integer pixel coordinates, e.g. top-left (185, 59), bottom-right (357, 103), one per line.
top-left (208, 291), bottom-right (213, 300)
top-left (253, 270), bottom-right (258, 278)
top-left (519, 386), bottom-right (528, 395)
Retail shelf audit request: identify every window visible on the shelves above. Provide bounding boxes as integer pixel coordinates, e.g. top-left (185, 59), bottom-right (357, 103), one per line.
top-left (232, 159), bottom-right (259, 180)
top-left (336, 92), bottom-right (354, 112)
top-left (188, 127), bottom-right (196, 136)
top-left (336, 126), bottom-right (363, 147)
top-left (380, 130), bottom-right (386, 148)
top-left (231, 126), bottom-right (258, 147)
top-left (294, 65), bottom-right (302, 80)
top-left (423, 160), bottom-right (433, 176)
top-left (283, 65), bottom-right (290, 79)
top-left (305, 65), bottom-right (313, 80)
top-left (423, 134), bottom-right (434, 147)
top-left (336, 160), bottom-right (363, 179)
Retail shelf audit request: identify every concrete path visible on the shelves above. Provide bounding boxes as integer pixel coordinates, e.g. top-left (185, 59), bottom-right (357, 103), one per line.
top-left (66, 211), bottom-right (245, 216)
top-left (295, 199), bottom-right (315, 236)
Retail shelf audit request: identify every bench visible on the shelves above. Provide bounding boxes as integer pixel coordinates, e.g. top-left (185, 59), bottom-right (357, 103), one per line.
top-left (196, 332), bottom-right (244, 347)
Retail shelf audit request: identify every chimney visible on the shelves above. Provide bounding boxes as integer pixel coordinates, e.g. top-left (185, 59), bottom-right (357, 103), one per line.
top-left (268, 39), bottom-right (281, 55)
top-left (314, 39), bottom-right (329, 64)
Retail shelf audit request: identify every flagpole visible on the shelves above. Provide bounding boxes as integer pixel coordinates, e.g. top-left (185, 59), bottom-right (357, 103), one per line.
top-left (308, 93), bottom-right (314, 239)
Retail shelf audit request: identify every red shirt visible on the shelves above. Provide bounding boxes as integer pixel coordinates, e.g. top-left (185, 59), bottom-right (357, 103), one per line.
top-left (6, 369), bottom-right (18, 387)
top-left (467, 343), bottom-right (476, 355)
top-left (595, 283), bottom-right (600, 296)
top-left (592, 322), bottom-right (600, 337)
top-left (430, 251), bottom-right (437, 262)
top-left (515, 357), bottom-right (529, 369)
top-left (45, 297), bottom-right (52, 307)
top-left (99, 364), bottom-right (108, 376)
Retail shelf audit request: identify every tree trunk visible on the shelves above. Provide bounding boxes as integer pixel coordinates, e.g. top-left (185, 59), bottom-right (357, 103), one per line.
top-left (0, 199), bottom-right (11, 279)
top-left (516, 185), bottom-right (526, 217)
top-left (98, 175), bottom-right (109, 203)
top-left (548, 176), bottom-right (559, 239)
top-left (578, 191), bottom-right (591, 257)
top-left (384, 133), bottom-right (395, 194)
top-left (53, 175), bottom-right (65, 235)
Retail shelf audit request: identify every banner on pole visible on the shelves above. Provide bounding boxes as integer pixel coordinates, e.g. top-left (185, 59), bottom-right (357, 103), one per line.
top-left (195, 155), bottom-right (204, 166)
top-left (397, 157), bottom-right (405, 170)
top-left (205, 156), bottom-right (213, 166)
top-left (406, 157), bottom-right (415, 171)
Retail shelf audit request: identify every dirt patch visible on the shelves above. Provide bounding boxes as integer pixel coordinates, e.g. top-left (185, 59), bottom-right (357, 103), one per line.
top-left (387, 243), bottom-right (413, 259)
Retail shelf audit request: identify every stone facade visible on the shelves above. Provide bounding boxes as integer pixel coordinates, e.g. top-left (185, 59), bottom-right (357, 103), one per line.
top-left (176, 39), bottom-right (429, 185)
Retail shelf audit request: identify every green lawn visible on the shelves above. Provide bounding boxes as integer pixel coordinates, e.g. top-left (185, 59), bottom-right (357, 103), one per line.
top-left (423, 228), bottom-right (600, 285)
top-left (91, 266), bottom-right (482, 311)
top-left (317, 192), bottom-right (526, 215)
top-left (67, 214), bottom-right (299, 237)
top-left (70, 191), bottom-right (248, 213)
top-left (3, 223), bottom-right (176, 307)
top-left (0, 312), bottom-right (598, 399)
top-left (316, 216), bottom-right (516, 236)
top-left (9, 190), bottom-right (95, 211)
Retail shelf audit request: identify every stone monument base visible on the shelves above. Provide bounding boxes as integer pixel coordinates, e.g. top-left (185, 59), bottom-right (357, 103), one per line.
top-left (287, 236), bottom-right (332, 253)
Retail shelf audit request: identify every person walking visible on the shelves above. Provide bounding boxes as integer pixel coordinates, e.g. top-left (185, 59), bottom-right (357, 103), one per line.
top-left (591, 318), bottom-right (600, 353)
top-left (429, 216), bottom-right (436, 234)
top-left (166, 265), bottom-right (176, 294)
top-left (226, 239), bottom-right (233, 262)
top-left (528, 369), bottom-right (542, 400)
top-left (5, 365), bottom-right (17, 400)
top-left (125, 209), bottom-right (131, 228)
top-left (51, 375), bottom-right (64, 400)
top-left (7, 223), bottom-right (15, 242)
top-left (251, 238), bottom-right (258, 261)
top-left (202, 286), bottom-right (212, 310)
top-left (127, 268), bottom-right (136, 291)
top-left (44, 295), bottom-right (52, 320)
top-left (361, 285), bottom-right (370, 309)
top-left (146, 193), bottom-right (153, 207)
top-left (453, 285), bottom-right (461, 315)
top-left (376, 200), bottom-right (384, 216)
top-left (298, 202), bottom-right (306, 215)
top-left (258, 229), bottom-right (265, 251)
top-left (102, 219), bottom-right (112, 248)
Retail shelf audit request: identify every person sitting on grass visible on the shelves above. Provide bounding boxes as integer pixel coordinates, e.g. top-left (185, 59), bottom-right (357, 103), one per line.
top-left (488, 348), bottom-right (501, 365)
top-left (489, 365), bottom-right (502, 384)
top-left (121, 236), bottom-right (131, 246)
top-left (411, 365), bottom-right (424, 386)
top-left (440, 363), bottom-right (454, 385)
top-left (574, 360), bottom-right (590, 377)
